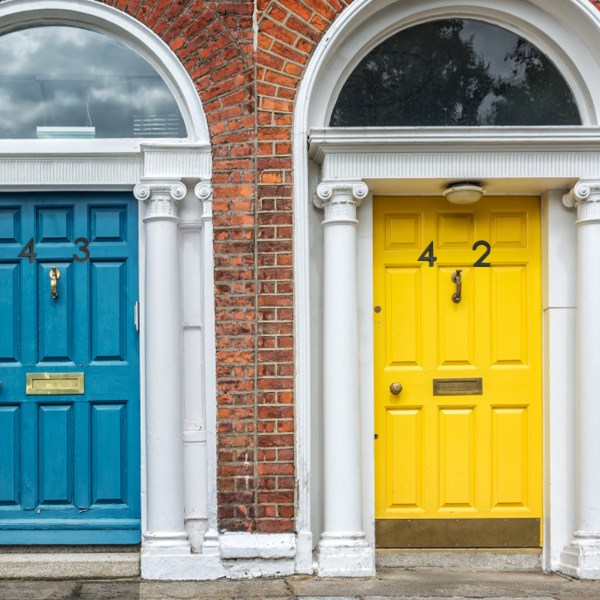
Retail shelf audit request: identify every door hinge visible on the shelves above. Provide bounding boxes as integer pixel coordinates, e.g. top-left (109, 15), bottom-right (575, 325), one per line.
top-left (134, 301), bottom-right (140, 332)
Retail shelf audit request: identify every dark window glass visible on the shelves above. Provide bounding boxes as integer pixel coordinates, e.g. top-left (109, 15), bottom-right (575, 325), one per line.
top-left (0, 26), bottom-right (187, 139)
top-left (330, 19), bottom-right (581, 127)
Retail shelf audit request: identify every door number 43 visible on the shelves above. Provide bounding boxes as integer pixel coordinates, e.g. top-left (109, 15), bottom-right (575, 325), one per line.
top-left (418, 240), bottom-right (491, 268)
top-left (18, 237), bottom-right (91, 264)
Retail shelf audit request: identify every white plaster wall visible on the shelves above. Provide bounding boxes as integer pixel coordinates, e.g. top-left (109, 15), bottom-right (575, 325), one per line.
top-left (308, 159), bottom-right (325, 545)
top-left (357, 196), bottom-right (375, 546)
top-left (542, 191), bottom-right (577, 570)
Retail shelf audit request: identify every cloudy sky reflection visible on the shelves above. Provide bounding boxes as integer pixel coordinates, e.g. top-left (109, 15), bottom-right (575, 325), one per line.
top-left (0, 26), bottom-right (186, 138)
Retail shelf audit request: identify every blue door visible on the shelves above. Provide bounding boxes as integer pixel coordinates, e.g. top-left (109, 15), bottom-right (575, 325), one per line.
top-left (0, 193), bottom-right (140, 544)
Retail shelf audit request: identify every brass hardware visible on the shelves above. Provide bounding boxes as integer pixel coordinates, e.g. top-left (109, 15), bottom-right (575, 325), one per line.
top-left (49, 266), bottom-right (60, 300)
top-left (433, 377), bottom-right (483, 396)
top-left (451, 269), bottom-right (462, 303)
top-left (389, 382), bottom-right (403, 395)
top-left (26, 372), bottom-right (84, 395)
top-left (375, 518), bottom-right (540, 548)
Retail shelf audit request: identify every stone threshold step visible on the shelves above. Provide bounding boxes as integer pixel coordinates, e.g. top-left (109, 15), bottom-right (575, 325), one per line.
top-left (0, 552), bottom-right (140, 579)
top-left (376, 548), bottom-right (542, 571)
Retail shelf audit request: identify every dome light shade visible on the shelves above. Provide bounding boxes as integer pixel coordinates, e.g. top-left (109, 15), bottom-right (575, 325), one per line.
top-left (443, 182), bottom-right (485, 205)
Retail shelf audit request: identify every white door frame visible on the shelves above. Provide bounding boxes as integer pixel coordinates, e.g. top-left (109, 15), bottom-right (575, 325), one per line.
top-left (294, 0), bottom-right (600, 578)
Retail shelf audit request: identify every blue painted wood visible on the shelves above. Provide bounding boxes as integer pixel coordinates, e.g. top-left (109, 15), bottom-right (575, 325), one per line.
top-left (0, 406), bottom-right (19, 504)
top-left (0, 193), bottom-right (140, 544)
top-left (0, 263), bottom-right (19, 361)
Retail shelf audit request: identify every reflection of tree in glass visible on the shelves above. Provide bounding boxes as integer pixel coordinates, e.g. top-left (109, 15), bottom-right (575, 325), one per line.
top-left (330, 19), bottom-right (581, 127)
top-left (489, 39), bottom-right (580, 125)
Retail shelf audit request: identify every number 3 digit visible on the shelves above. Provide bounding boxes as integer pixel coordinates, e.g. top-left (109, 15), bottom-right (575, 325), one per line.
top-left (73, 237), bottom-right (90, 263)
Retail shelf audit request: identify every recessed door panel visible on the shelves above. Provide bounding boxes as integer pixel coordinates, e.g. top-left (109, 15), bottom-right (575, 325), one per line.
top-left (386, 408), bottom-right (423, 510)
top-left (0, 263), bottom-right (19, 361)
top-left (374, 196), bottom-right (542, 548)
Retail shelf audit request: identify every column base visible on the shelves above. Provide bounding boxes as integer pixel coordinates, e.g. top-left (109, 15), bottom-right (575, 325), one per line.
top-left (143, 530), bottom-right (191, 553)
top-left (317, 532), bottom-right (375, 577)
top-left (560, 533), bottom-right (600, 579)
top-left (141, 548), bottom-right (226, 580)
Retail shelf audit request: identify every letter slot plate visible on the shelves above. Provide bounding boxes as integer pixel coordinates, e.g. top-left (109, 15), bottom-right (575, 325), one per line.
top-left (433, 377), bottom-right (482, 396)
top-left (26, 372), bottom-right (84, 396)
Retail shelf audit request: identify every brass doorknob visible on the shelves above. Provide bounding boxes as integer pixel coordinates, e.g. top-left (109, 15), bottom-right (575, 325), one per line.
top-left (389, 382), bottom-right (403, 395)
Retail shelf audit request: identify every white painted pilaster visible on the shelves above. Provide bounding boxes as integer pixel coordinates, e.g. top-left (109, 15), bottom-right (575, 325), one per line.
top-left (313, 180), bottom-right (375, 577)
top-left (560, 180), bottom-right (600, 578)
top-left (135, 179), bottom-right (190, 560)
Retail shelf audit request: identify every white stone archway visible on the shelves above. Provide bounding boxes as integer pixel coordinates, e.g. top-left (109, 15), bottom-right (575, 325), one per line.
top-left (293, 0), bottom-right (600, 578)
top-left (0, 0), bottom-right (220, 580)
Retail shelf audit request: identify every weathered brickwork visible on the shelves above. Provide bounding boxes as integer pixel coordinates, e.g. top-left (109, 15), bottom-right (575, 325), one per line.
top-left (98, 0), bottom-right (350, 533)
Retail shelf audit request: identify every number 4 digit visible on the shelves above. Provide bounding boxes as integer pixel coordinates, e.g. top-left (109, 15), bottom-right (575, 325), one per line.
top-left (18, 237), bottom-right (37, 263)
top-left (418, 241), bottom-right (438, 267)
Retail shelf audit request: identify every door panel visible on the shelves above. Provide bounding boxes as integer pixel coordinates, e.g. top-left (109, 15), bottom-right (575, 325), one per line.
top-left (374, 196), bottom-right (542, 548)
top-left (0, 193), bottom-right (140, 544)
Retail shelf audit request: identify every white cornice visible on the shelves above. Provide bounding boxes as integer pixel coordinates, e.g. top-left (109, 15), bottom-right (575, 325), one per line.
top-left (309, 127), bottom-right (600, 161)
top-left (0, 143), bottom-right (211, 190)
top-left (308, 127), bottom-right (600, 182)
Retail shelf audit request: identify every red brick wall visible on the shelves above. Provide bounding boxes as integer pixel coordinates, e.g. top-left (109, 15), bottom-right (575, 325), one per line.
top-left (98, 0), bottom-right (349, 533)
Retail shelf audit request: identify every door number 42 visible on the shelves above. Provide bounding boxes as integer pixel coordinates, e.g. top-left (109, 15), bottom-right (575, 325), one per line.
top-left (418, 240), bottom-right (491, 268)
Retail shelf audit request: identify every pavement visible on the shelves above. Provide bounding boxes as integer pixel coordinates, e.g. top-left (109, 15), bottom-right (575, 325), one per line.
top-left (1, 569), bottom-right (600, 600)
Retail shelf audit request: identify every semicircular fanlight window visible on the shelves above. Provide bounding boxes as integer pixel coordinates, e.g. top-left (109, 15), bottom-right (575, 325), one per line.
top-left (330, 19), bottom-right (581, 127)
top-left (0, 26), bottom-right (187, 138)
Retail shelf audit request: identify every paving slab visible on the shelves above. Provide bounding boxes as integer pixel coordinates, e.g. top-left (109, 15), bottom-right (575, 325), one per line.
top-left (1, 570), bottom-right (600, 600)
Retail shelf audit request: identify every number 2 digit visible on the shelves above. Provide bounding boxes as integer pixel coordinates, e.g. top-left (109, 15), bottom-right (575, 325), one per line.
top-left (472, 240), bottom-right (491, 267)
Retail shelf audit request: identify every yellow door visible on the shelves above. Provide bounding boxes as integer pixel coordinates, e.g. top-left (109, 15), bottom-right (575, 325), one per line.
top-left (374, 196), bottom-right (542, 548)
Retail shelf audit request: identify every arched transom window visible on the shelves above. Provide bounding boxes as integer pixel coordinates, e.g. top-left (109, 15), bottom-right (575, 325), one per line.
top-left (330, 19), bottom-right (581, 127)
top-left (0, 26), bottom-right (187, 139)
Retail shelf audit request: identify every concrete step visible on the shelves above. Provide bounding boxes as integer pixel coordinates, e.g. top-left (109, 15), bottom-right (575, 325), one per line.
top-left (0, 552), bottom-right (140, 579)
top-left (376, 548), bottom-right (542, 571)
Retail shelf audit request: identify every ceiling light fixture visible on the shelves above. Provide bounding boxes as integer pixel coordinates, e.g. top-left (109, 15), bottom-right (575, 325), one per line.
top-left (443, 181), bottom-right (485, 205)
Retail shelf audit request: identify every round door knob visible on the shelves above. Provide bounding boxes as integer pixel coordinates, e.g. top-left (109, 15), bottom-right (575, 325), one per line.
top-left (389, 382), bottom-right (403, 395)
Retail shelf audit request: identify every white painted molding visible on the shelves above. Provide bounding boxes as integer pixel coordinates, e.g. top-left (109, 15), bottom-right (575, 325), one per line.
top-left (314, 180), bottom-right (368, 223)
top-left (0, 144), bottom-right (210, 191)
top-left (134, 179), bottom-right (187, 220)
top-left (309, 128), bottom-right (600, 181)
top-left (563, 180), bottom-right (600, 223)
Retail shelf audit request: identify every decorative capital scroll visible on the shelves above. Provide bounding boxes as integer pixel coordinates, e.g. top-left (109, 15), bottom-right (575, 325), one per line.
top-left (194, 180), bottom-right (213, 220)
top-left (563, 180), bottom-right (600, 223)
top-left (313, 180), bottom-right (369, 224)
top-left (134, 179), bottom-right (187, 220)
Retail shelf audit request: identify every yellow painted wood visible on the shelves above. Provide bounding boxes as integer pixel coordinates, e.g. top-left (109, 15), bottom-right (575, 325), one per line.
top-left (374, 196), bottom-right (542, 541)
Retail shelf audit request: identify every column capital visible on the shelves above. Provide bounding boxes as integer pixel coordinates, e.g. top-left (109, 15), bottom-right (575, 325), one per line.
top-left (194, 180), bottom-right (213, 220)
top-left (314, 180), bottom-right (369, 224)
top-left (563, 180), bottom-right (600, 223)
top-left (134, 178), bottom-right (187, 221)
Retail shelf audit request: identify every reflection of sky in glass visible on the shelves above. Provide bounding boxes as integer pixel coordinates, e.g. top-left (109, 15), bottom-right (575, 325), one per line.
top-left (0, 27), bottom-right (186, 138)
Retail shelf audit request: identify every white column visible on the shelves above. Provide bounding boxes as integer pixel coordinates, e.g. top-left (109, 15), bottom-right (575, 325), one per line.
top-left (314, 180), bottom-right (375, 577)
top-left (560, 180), bottom-right (600, 578)
top-left (194, 181), bottom-right (222, 562)
top-left (135, 179), bottom-right (190, 555)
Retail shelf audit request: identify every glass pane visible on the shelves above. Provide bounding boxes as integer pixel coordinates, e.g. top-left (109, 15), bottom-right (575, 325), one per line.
top-left (330, 19), bottom-right (581, 127)
top-left (0, 26), bottom-right (186, 138)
